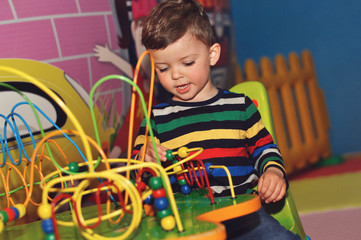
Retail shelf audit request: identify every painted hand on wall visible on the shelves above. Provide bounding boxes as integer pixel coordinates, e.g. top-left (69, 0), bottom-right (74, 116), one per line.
top-left (93, 44), bottom-right (133, 78)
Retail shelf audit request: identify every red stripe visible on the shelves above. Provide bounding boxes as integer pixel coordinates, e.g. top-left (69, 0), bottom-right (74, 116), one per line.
top-left (191, 147), bottom-right (249, 160)
top-left (247, 134), bottom-right (273, 154)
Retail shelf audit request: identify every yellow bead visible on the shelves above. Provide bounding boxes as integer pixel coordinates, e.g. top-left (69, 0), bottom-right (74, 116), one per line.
top-left (38, 204), bottom-right (52, 219)
top-left (160, 215), bottom-right (175, 231)
top-left (14, 204), bottom-right (26, 219)
top-left (177, 147), bottom-right (189, 158)
top-left (0, 221), bottom-right (3, 233)
top-left (173, 165), bottom-right (182, 173)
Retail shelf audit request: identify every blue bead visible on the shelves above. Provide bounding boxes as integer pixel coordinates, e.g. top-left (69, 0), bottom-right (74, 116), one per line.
top-left (10, 207), bottom-right (19, 219)
top-left (181, 184), bottom-right (191, 195)
top-left (169, 175), bottom-right (177, 184)
top-left (144, 194), bottom-right (153, 205)
top-left (154, 197), bottom-right (169, 211)
top-left (42, 218), bottom-right (54, 234)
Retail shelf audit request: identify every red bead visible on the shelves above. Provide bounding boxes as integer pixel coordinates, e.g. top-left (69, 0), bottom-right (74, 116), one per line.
top-left (176, 174), bottom-right (185, 181)
top-left (137, 181), bottom-right (146, 191)
top-left (152, 188), bottom-right (166, 199)
top-left (3, 208), bottom-right (15, 222)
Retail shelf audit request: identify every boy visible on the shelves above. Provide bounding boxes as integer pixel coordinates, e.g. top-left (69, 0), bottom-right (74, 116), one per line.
top-left (132, 0), bottom-right (300, 239)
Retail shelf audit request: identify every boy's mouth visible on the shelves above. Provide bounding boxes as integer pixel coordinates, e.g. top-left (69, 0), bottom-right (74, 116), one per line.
top-left (177, 84), bottom-right (189, 90)
top-left (176, 83), bottom-right (190, 93)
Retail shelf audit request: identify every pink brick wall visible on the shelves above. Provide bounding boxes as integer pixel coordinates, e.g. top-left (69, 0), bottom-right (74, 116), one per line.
top-left (55, 16), bottom-right (109, 57)
top-left (0, 0), bottom-right (124, 115)
top-left (12, 0), bottom-right (78, 18)
top-left (0, 1), bottom-right (14, 21)
top-left (78, 0), bottom-right (111, 12)
top-left (0, 20), bottom-right (59, 59)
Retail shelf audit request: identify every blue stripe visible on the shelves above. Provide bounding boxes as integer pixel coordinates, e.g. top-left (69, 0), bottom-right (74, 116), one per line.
top-left (155, 102), bottom-right (169, 107)
top-left (210, 165), bottom-right (255, 177)
top-left (252, 144), bottom-right (278, 158)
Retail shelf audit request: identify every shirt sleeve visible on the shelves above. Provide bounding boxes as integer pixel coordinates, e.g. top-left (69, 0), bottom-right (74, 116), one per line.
top-left (243, 95), bottom-right (288, 184)
top-left (131, 111), bottom-right (160, 158)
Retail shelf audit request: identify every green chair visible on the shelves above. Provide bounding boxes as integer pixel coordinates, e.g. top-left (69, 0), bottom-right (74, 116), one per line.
top-left (230, 81), bottom-right (309, 240)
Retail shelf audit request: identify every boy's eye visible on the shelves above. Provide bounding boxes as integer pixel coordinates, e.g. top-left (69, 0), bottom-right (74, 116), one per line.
top-left (158, 67), bottom-right (168, 73)
top-left (185, 61), bottom-right (195, 66)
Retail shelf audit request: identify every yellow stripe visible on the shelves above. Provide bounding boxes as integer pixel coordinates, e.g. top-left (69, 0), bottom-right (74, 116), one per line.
top-left (134, 135), bottom-right (161, 147)
top-left (246, 120), bottom-right (265, 139)
top-left (163, 129), bottom-right (246, 149)
top-left (263, 161), bottom-right (285, 173)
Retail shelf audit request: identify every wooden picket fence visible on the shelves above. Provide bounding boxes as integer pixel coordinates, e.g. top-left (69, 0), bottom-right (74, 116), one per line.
top-left (234, 50), bottom-right (332, 174)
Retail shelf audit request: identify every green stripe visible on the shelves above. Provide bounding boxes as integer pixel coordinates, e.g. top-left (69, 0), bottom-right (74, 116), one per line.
top-left (140, 118), bottom-right (157, 130)
top-left (259, 157), bottom-right (283, 173)
top-left (157, 110), bottom-right (244, 133)
top-left (245, 102), bottom-right (258, 120)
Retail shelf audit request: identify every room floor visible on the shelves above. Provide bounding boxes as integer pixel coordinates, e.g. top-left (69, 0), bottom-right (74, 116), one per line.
top-left (288, 154), bottom-right (361, 240)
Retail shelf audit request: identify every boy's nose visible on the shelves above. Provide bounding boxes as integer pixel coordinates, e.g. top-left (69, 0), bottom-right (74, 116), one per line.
top-left (171, 68), bottom-right (183, 80)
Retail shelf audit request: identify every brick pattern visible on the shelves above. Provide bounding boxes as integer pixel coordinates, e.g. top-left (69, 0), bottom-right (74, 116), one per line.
top-left (0, 0), bottom-right (124, 114)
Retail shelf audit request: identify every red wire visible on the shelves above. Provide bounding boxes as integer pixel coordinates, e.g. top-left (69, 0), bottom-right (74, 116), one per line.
top-left (197, 160), bottom-right (215, 204)
top-left (181, 158), bottom-right (193, 186)
top-left (195, 161), bottom-right (205, 188)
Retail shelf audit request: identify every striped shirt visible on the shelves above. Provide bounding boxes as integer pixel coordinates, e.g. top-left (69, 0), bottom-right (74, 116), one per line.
top-left (133, 88), bottom-right (285, 197)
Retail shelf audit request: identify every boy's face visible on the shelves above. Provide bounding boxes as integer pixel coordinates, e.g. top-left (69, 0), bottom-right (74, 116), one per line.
top-left (149, 33), bottom-right (220, 102)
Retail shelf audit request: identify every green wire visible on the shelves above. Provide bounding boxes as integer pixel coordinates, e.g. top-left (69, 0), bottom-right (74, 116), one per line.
top-left (89, 74), bottom-right (161, 165)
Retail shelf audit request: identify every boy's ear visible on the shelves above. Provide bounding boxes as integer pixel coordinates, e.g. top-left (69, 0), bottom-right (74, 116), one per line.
top-left (209, 43), bottom-right (221, 66)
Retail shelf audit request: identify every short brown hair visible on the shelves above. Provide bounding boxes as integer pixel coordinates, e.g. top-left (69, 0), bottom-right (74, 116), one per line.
top-left (142, 0), bottom-right (214, 50)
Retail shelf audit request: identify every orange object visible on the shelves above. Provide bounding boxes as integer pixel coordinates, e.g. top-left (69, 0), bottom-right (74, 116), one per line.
top-left (235, 50), bottom-right (331, 174)
top-left (196, 194), bottom-right (261, 223)
top-left (144, 204), bottom-right (156, 216)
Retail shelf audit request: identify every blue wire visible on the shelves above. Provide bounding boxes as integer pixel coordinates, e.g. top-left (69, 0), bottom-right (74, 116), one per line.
top-left (11, 102), bottom-right (88, 164)
top-left (0, 135), bottom-right (6, 167)
top-left (1, 114), bottom-right (23, 166)
top-left (7, 102), bottom-right (119, 207)
top-left (8, 112), bottom-right (37, 162)
top-left (11, 102), bottom-right (119, 206)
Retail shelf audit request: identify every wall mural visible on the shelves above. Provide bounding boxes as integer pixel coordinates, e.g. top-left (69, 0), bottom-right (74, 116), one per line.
top-left (0, 0), bottom-right (234, 157)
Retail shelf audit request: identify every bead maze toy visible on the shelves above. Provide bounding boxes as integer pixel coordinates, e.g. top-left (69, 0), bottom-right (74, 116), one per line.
top-left (0, 53), bottom-right (263, 240)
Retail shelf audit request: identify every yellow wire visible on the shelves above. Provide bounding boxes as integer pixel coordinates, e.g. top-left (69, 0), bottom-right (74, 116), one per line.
top-left (0, 66), bottom-right (93, 172)
top-left (40, 160), bottom-right (184, 239)
top-left (209, 165), bottom-right (236, 199)
top-left (164, 147), bottom-right (203, 172)
top-left (42, 171), bottom-right (142, 240)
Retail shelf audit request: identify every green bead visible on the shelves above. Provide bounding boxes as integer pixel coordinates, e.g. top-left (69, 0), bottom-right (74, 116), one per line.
top-left (0, 210), bottom-right (8, 224)
top-left (166, 150), bottom-right (174, 161)
top-left (178, 179), bottom-right (187, 186)
top-left (68, 162), bottom-right (79, 173)
top-left (172, 160), bottom-right (179, 165)
top-left (157, 208), bottom-right (171, 219)
top-left (149, 177), bottom-right (163, 190)
top-left (45, 233), bottom-right (56, 240)
top-left (130, 179), bottom-right (135, 185)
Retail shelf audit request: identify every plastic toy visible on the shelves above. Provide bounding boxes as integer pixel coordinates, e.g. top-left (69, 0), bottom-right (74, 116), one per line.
top-left (0, 53), bottom-right (295, 240)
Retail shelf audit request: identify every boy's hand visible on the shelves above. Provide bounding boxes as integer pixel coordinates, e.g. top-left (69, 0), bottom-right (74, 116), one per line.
top-left (139, 142), bottom-right (168, 163)
top-left (258, 167), bottom-right (286, 204)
